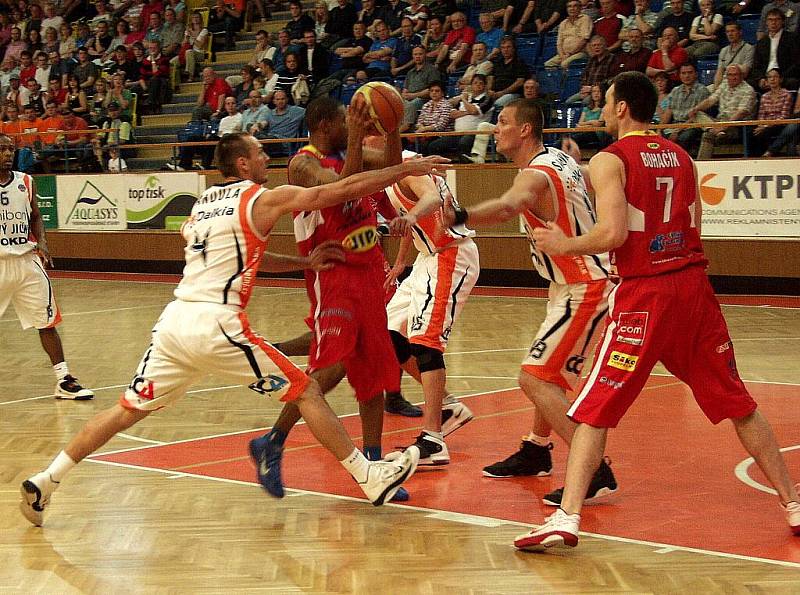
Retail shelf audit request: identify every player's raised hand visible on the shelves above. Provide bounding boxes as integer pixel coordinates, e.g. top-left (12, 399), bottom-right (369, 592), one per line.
top-left (531, 221), bottom-right (571, 255)
top-left (389, 213), bottom-right (417, 237)
top-left (401, 155), bottom-right (451, 177)
top-left (307, 240), bottom-right (346, 271)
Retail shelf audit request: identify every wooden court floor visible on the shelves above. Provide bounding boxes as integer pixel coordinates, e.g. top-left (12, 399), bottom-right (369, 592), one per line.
top-left (1, 274), bottom-right (799, 594)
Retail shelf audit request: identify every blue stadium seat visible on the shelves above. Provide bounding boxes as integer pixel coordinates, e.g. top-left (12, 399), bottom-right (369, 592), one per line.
top-left (738, 15), bottom-right (760, 45)
top-left (698, 67), bottom-right (717, 85)
top-left (536, 67), bottom-right (563, 95)
top-left (517, 38), bottom-right (540, 70)
top-left (650, 0), bottom-right (663, 11)
top-left (394, 75), bottom-right (406, 90)
top-left (447, 74), bottom-right (461, 97)
top-left (340, 83), bottom-right (363, 106)
top-left (538, 33), bottom-right (559, 65)
top-left (696, 57), bottom-right (718, 71)
top-left (561, 71), bottom-right (583, 102)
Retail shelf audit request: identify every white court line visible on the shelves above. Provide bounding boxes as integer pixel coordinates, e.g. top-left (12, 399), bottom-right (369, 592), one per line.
top-left (0, 304), bottom-right (163, 324)
top-left (82, 456), bottom-right (800, 570)
top-left (734, 444), bottom-right (800, 496)
top-left (117, 433), bottom-right (166, 445)
top-left (0, 383), bottom-right (130, 406)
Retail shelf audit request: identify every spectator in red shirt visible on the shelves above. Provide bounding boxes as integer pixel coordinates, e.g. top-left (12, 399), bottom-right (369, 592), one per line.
top-left (593, 0), bottom-right (625, 52)
top-left (140, 0), bottom-right (165, 30)
top-left (436, 11), bottom-right (476, 73)
top-left (131, 39), bottom-right (171, 114)
top-left (18, 51), bottom-right (36, 86)
top-left (193, 66), bottom-right (233, 120)
top-left (646, 26), bottom-right (688, 83)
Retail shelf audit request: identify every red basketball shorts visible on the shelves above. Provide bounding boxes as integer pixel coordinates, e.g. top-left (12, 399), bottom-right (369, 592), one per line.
top-left (306, 262), bottom-right (400, 401)
top-left (568, 265), bottom-right (757, 428)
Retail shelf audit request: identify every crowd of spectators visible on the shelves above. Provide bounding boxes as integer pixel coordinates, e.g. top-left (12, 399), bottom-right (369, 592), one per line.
top-left (0, 0), bottom-right (797, 173)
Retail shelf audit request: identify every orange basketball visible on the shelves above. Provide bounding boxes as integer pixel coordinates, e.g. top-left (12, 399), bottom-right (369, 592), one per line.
top-left (354, 81), bottom-right (404, 135)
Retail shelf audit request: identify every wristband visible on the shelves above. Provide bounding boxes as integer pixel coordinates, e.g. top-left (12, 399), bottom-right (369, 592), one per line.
top-left (453, 206), bottom-right (468, 225)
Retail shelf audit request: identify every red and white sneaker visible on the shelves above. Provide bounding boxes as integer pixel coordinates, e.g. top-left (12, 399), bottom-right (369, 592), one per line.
top-left (514, 508), bottom-right (580, 551)
top-left (784, 500), bottom-right (800, 536)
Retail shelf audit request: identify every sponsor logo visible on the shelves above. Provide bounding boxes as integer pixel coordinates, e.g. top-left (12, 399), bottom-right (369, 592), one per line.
top-left (529, 339), bottom-right (547, 359)
top-left (700, 171), bottom-right (800, 205)
top-left (649, 231), bottom-right (685, 253)
top-left (319, 307), bottom-right (353, 320)
top-left (196, 206), bottom-right (234, 220)
top-left (130, 375), bottom-right (155, 401)
top-left (607, 350), bottom-right (638, 371)
top-left (599, 376), bottom-right (624, 389)
top-left (647, 142), bottom-right (660, 150)
top-left (616, 311), bottom-right (648, 346)
top-left (441, 325), bottom-right (452, 341)
top-left (411, 314), bottom-right (424, 332)
top-left (565, 355), bottom-right (585, 374)
top-left (249, 375), bottom-right (289, 394)
top-left (342, 225), bottom-right (379, 253)
top-left (17, 184), bottom-right (25, 191)
top-left (321, 326), bottom-right (342, 337)
top-left (699, 173), bottom-right (725, 205)
top-left (716, 341), bottom-right (731, 353)
top-left (65, 181), bottom-right (120, 226)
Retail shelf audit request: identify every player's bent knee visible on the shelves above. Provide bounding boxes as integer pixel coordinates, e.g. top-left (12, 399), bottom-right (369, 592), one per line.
top-left (390, 330), bottom-right (412, 364)
top-left (410, 344), bottom-right (445, 372)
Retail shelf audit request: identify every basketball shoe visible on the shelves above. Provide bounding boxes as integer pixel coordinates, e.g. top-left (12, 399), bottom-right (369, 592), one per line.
top-left (359, 446), bottom-right (420, 505)
top-left (20, 472), bottom-right (59, 526)
top-left (542, 457), bottom-right (618, 506)
top-left (384, 392), bottom-right (423, 417)
top-left (514, 508), bottom-right (580, 551)
top-left (409, 432), bottom-right (450, 465)
top-left (483, 440), bottom-right (553, 478)
top-left (54, 375), bottom-right (94, 400)
top-left (784, 492), bottom-right (800, 536)
top-left (441, 396), bottom-right (473, 437)
top-left (249, 434), bottom-right (284, 498)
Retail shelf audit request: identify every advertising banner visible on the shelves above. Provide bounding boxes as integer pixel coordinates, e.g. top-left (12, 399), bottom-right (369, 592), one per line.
top-left (35, 175), bottom-right (58, 229)
top-left (56, 175), bottom-right (127, 230)
top-left (125, 173), bottom-right (205, 230)
top-left (697, 159), bottom-right (800, 238)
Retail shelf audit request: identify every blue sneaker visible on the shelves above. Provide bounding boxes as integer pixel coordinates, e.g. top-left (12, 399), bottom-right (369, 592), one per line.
top-left (391, 486), bottom-right (410, 502)
top-left (249, 435), bottom-right (284, 498)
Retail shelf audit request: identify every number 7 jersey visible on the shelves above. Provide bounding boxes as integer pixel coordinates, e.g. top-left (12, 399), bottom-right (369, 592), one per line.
top-left (602, 131), bottom-right (706, 279)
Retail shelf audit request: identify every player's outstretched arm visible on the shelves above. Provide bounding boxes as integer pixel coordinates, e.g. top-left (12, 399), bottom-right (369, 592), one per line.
top-left (255, 157), bottom-right (451, 227)
top-left (439, 169), bottom-right (546, 230)
top-left (532, 152), bottom-right (628, 256)
top-left (261, 240), bottom-right (346, 273)
top-left (389, 174), bottom-right (442, 236)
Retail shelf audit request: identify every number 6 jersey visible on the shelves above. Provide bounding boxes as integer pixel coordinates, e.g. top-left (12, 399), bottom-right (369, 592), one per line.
top-left (0, 172), bottom-right (36, 257)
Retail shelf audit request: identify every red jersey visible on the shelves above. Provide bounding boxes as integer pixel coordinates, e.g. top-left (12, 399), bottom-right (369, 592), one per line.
top-left (602, 130), bottom-right (706, 279)
top-left (290, 144), bottom-right (384, 268)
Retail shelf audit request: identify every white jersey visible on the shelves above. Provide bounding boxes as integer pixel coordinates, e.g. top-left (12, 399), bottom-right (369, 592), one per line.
top-left (0, 171), bottom-right (36, 258)
top-left (174, 179), bottom-right (268, 308)
top-left (520, 147), bottom-right (610, 284)
top-left (387, 151), bottom-right (474, 255)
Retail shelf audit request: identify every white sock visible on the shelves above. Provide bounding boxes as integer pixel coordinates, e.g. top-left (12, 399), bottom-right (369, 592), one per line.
top-left (340, 448), bottom-right (370, 484)
top-left (526, 432), bottom-right (551, 447)
top-left (53, 362), bottom-right (69, 382)
top-left (44, 450), bottom-right (77, 483)
top-left (424, 430), bottom-right (443, 442)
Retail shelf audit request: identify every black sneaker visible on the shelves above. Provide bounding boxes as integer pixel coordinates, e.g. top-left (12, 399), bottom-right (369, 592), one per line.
top-left (542, 457), bottom-right (618, 506)
top-left (409, 432), bottom-right (449, 465)
top-left (483, 440), bottom-right (553, 478)
top-left (54, 375), bottom-right (94, 400)
top-left (385, 392), bottom-right (422, 417)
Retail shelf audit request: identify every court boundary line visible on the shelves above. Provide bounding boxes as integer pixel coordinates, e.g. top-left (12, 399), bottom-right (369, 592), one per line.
top-left (82, 456), bottom-right (800, 570)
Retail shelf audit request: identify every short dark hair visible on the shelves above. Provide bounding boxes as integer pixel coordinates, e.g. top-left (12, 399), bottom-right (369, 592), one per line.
top-left (612, 71), bottom-right (657, 123)
top-left (766, 8), bottom-right (786, 21)
top-left (215, 132), bottom-right (255, 177)
top-left (506, 98), bottom-right (544, 141)
top-left (289, 0), bottom-right (302, 7)
top-left (428, 80), bottom-right (445, 92)
top-left (726, 21), bottom-right (741, 30)
top-left (470, 73), bottom-right (487, 84)
top-left (260, 58), bottom-right (275, 71)
top-left (305, 95), bottom-right (343, 133)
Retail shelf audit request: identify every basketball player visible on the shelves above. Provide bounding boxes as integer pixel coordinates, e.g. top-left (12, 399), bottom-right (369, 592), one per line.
top-left (515, 72), bottom-right (800, 551)
top-left (385, 150), bottom-right (480, 465)
top-left (250, 97), bottom-right (470, 499)
top-left (0, 134), bottom-right (93, 401)
top-left (20, 130), bottom-right (447, 526)
top-left (440, 98), bottom-right (618, 504)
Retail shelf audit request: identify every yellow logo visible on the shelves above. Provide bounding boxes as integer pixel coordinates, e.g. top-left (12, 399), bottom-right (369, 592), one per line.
top-left (608, 351), bottom-right (638, 371)
top-left (342, 225), bottom-right (379, 253)
top-left (647, 142), bottom-right (660, 149)
top-left (699, 172), bottom-right (725, 205)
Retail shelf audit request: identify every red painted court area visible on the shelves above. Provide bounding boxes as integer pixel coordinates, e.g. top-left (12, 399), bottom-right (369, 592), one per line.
top-left (91, 377), bottom-right (800, 563)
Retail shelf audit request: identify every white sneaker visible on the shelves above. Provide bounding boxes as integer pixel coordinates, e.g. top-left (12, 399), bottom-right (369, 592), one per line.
top-left (783, 497), bottom-right (800, 536)
top-left (20, 473), bottom-right (58, 526)
top-left (358, 446), bottom-right (420, 505)
top-left (441, 399), bottom-right (473, 437)
top-left (54, 375), bottom-right (94, 400)
top-left (165, 162), bottom-right (185, 171)
top-left (409, 431), bottom-right (450, 465)
top-left (514, 508), bottom-right (581, 551)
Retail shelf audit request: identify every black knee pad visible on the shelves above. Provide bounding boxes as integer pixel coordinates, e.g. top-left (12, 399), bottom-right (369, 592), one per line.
top-left (390, 330), bottom-right (412, 364)
top-left (409, 344), bottom-right (445, 372)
